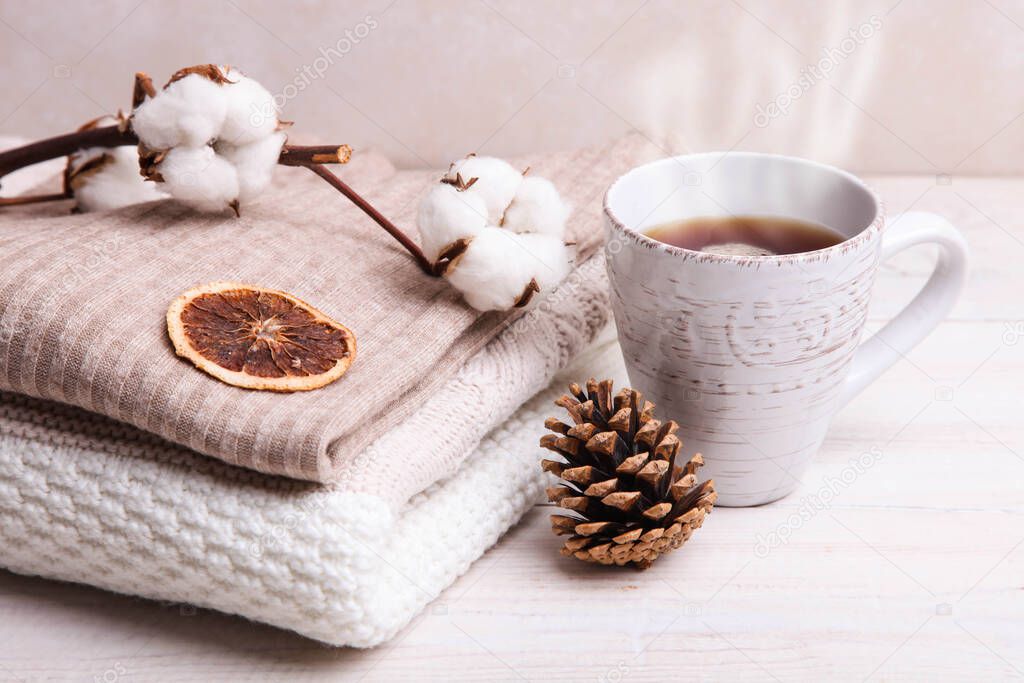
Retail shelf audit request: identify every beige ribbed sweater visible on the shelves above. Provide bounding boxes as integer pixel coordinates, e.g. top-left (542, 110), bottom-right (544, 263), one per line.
top-left (0, 136), bottom-right (657, 484)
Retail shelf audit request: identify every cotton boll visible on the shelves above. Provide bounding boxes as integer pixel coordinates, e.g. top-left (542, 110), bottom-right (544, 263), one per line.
top-left (218, 67), bottom-right (280, 145)
top-left (445, 227), bottom-right (537, 311)
top-left (158, 146), bottom-right (239, 212)
top-left (501, 176), bottom-right (571, 238)
top-left (130, 96), bottom-right (183, 149)
top-left (444, 227), bottom-right (573, 311)
top-left (216, 131), bottom-right (286, 202)
top-left (515, 232), bottom-right (574, 294)
top-left (416, 184), bottom-right (489, 262)
top-left (71, 146), bottom-right (168, 212)
top-left (132, 74), bottom-right (227, 149)
top-left (446, 156), bottom-right (523, 224)
top-left (162, 75), bottom-right (228, 147)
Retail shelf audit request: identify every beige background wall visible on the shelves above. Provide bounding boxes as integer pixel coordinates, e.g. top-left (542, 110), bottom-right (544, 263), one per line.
top-left (0, 0), bottom-right (1021, 174)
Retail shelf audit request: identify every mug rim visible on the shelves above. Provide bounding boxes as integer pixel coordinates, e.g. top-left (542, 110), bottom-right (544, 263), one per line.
top-left (603, 151), bottom-right (885, 263)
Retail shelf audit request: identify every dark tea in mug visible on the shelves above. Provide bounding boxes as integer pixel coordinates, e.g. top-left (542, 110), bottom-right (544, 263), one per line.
top-left (644, 215), bottom-right (845, 256)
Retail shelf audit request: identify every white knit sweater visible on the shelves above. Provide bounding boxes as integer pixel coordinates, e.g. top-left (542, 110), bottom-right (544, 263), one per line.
top-left (0, 332), bottom-right (624, 647)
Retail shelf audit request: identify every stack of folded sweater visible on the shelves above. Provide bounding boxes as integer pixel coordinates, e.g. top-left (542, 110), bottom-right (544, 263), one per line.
top-left (0, 135), bottom-right (654, 646)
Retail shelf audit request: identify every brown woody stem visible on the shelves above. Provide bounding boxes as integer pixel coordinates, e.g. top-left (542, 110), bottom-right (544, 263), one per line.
top-left (278, 144), bottom-right (352, 166)
top-left (0, 191), bottom-right (72, 207)
top-left (305, 163), bottom-right (434, 275)
top-left (0, 125), bottom-right (135, 183)
top-left (0, 125), bottom-right (358, 186)
top-left (0, 128), bottom-right (433, 274)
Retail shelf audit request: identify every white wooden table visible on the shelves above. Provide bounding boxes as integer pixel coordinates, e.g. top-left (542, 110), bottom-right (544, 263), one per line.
top-left (1, 175), bottom-right (1021, 681)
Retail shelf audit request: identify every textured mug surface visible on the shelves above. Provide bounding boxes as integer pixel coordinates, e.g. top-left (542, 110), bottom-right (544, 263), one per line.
top-left (604, 153), bottom-right (968, 506)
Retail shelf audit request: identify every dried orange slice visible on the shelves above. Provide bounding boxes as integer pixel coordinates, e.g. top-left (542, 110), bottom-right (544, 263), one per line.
top-left (167, 281), bottom-right (356, 392)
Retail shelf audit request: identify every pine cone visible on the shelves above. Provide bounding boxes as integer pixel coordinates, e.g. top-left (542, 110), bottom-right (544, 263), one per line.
top-left (541, 379), bottom-right (716, 569)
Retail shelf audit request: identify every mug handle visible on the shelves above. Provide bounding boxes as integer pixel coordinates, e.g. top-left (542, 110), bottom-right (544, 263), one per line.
top-left (838, 211), bottom-right (969, 407)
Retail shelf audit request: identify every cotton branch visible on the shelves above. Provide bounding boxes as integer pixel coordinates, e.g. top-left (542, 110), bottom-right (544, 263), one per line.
top-left (0, 125), bottom-right (434, 276)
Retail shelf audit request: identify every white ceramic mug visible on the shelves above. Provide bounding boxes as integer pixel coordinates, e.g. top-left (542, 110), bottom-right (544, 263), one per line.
top-left (603, 153), bottom-right (968, 507)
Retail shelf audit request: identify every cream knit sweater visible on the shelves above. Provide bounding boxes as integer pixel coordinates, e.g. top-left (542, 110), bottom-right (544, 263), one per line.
top-left (0, 330), bottom-right (626, 647)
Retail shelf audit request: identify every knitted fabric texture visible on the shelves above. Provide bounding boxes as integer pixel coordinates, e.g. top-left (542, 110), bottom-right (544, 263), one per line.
top-left (0, 331), bottom-right (627, 647)
top-left (0, 136), bottom-right (657, 484)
